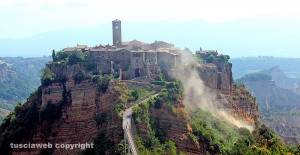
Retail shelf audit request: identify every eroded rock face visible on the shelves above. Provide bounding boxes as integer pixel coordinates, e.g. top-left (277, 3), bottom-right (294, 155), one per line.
top-left (149, 104), bottom-right (204, 155)
top-left (197, 62), bottom-right (258, 125)
top-left (12, 80), bottom-right (123, 155)
top-left (197, 62), bottom-right (233, 91)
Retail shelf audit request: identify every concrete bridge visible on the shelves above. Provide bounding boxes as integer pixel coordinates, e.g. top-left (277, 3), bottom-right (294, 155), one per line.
top-left (122, 81), bottom-right (163, 155)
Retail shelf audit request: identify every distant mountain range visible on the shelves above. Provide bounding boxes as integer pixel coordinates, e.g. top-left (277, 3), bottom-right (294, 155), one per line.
top-left (1, 17), bottom-right (300, 57)
top-left (236, 67), bottom-right (300, 145)
top-left (231, 57), bottom-right (300, 79)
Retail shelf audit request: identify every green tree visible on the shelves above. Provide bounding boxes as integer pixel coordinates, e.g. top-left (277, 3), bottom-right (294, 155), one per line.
top-left (219, 54), bottom-right (230, 62)
top-left (67, 51), bottom-right (86, 65)
top-left (52, 50), bottom-right (56, 61)
top-left (40, 67), bottom-right (56, 86)
top-left (207, 55), bottom-right (215, 63)
top-left (54, 51), bottom-right (70, 62)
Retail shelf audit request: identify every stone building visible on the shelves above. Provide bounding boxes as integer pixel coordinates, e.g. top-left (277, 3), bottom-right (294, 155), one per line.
top-left (62, 19), bottom-right (183, 80)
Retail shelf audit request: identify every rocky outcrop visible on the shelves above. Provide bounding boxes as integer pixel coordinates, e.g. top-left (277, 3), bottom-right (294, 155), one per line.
top-left (218, 86), bottom-right (259, 124)
top-left (197, 62), bottom-right (233, 91)
top-left (11, 79), bottom-right (123, 155)
top-left (149, 103), bottom-right (203, 155)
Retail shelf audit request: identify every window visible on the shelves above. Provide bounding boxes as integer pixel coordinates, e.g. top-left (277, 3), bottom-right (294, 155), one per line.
top-left (115, 25), bottom-right (119, 29)
top-left (136, 59), bottom-right (138, 63)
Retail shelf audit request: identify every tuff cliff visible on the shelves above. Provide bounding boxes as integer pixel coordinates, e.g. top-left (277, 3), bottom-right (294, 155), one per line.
top-left (0, 63), bottom-right (125, 155)
top-left (197, 62), bottom-right (258, 124)
top-left (0, 55), bottom-right (260, 155)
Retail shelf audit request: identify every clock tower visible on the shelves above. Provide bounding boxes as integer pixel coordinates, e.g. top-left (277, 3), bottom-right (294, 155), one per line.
top-left (112, 19), bottom-right (122, 46)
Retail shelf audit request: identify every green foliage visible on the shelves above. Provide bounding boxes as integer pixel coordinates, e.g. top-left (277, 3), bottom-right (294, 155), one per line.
top-left (52, 50), bottom-right (56, 61)
top-left (92, 74), bottom-right (114, 92)
top-left (236, 72), bottom-right (272, 83)
top-left (0, 57), bottom-right (51, 113)
top-left (152, 81), bottom-right (184, 109)
top-left (219, 54), bottom-right (230, 62)
top-left (150, 80), bottom-right (166, 86)
top-left (127, 88), bottom-right (152, 102)
top-left (206, 55), bottom-right (215, 63)
top-left (53, 51), bottom-right (95, 71)
top-left (0, 91), bottom-right (41, 154)
top-left (73, 71), bottom-right (85, 84)
top-left (190, 108), bottom-right (299, 155)
top-left (190, 109), bottom-right (253, 155)
top-left (114, 103), bottom-right (124, 113)
top-left (67, 51), bottom-right (86, 65)
top-left (82, 131), bottom-right (114, 155)
top-left (132, 101), bottom-right (150, 124)
top-left (54, 51), bottom-right (70, 62)
top-left (40, 67), bottom-right (56, 86)
top-left (94, 113), bottom-right (107, 126)
top-left (135, 135), bottom-right (177, 155)
top-left (194, 54), bottom-right (204, 64)
top-left (132, 83), bottom-right (181, 154)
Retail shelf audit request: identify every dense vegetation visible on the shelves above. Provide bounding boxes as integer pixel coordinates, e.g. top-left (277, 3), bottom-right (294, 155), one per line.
top-left (0, 57), bottom-right (51, 121)
top-left (189, 109), bottom-right (300, 155)
top-left (0, 88), bottom-right (42, 154)
top-left (195, 52), bottom-right (230, 63)
top-left (131, 81), bottom-right (184, 154)
top-left (40, 51), bottom-right (96, 86)
top-left (235, 72), bottom-right (272, 83)
top-left (0, 57), bottom-right (50, 107)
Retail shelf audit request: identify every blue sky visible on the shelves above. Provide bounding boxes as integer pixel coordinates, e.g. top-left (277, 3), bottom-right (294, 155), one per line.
top-left (1, 0), bottom-right (300, 39)
top-left (0, 0), bottom-right (300, 57)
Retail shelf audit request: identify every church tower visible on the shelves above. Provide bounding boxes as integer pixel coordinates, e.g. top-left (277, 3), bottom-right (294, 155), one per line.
top-left (112, 19), bottom-right (122, 46)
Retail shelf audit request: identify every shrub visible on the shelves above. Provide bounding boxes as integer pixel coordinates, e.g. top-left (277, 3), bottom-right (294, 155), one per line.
top-left (150, 81), bottom-right (166, 86)
top-left (40, 67), bottom-right (56, 86)
top-left (54, 51), bottom-right (70, 62)
top-left (67, 51), bottom-right (86, 65)
top-left (94, 75), bottom-right (114, 92)
top-left (219, 54), bottom-right (230, 62)
top-left (206, 55), bottom-right (215, 63)
top-left (73, 71), bottom-right (85, 84)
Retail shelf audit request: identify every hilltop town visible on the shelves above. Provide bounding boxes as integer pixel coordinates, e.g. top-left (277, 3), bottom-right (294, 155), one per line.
top-left (60, 19), bottom-right (221, 81)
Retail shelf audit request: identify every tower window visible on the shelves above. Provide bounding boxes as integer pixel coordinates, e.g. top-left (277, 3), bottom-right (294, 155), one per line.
top-left (115, 25), bottom-right (119, 29)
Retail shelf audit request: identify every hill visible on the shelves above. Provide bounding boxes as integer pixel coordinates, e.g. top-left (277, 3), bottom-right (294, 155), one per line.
top-left (236, 71), bottom-right (300, 145)
top-left (231, 57), bottom-right (300, 79)
top-left (0, 57), bottom-right (51, 120)
top-left (1, 49), bottom-right (298, 154)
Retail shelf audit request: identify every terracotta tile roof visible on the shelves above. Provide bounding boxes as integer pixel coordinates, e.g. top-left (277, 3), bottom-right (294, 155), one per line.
top-left (63, 47), bottom-right (77, 52)
top-left (76, 44), bottom-right (87, 49)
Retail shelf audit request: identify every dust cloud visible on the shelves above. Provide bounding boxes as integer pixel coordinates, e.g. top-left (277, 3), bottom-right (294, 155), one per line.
top-left (174, 51), bottom-right (254, 132)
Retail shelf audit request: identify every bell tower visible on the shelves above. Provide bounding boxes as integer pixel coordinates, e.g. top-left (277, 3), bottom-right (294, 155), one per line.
top-left (112, 19), bottom-right (122, 46)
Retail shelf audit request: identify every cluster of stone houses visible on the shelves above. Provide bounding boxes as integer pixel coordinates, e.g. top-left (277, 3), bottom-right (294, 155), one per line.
top-left (62, 19), bottom-right (183, 80)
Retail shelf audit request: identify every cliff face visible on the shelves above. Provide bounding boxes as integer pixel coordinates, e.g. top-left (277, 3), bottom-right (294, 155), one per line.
top-left (1, 77), bottom-right (124, 155)
top-left (197, 62), bottom-right (258, 124)
top-left (149, 103), bottom-right (203, 155)
top-left (0, 59), bottom-right (260, 155)
top-left (197, 62), bottom-right (233, 91)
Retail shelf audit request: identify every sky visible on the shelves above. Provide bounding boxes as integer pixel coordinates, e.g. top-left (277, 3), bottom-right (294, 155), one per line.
top-left (1, 0), bottom-right (300, 39)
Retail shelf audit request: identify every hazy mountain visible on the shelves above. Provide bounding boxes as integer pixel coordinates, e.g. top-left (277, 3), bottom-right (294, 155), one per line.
top-left (236, 71), bottom-right (300, 145)
top-left (231, 57), bottom-right (300, 79)
top-left (0, 56), bottom-right (51, 120)
top-left (1, 16), bottom-right (300, 57)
